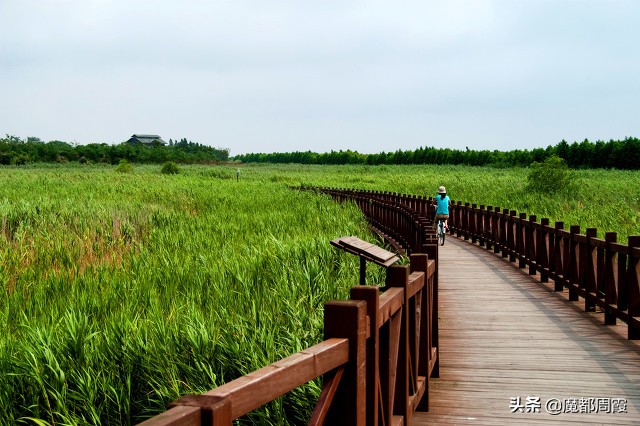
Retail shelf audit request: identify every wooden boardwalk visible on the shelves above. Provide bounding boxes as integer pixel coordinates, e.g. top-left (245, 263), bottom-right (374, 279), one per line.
top-left (413, 235), bottom-right (640, 425)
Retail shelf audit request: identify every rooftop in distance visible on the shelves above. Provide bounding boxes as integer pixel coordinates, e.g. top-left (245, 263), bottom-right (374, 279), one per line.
top-left (126, 134), bottom-right (166, 145)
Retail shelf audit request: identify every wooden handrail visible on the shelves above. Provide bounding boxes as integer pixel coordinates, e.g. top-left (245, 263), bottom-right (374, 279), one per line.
top-left (445, 202), bottom-right (640, 340)
top-left (309, 186), bottom-right (640, 340)
top-left (140, 339), bottom-right (350, 426)
top-left (141, 186), bottom-right (639, 424)
top-left (141, 188), bottom-right (440, 425)
top-left (308, 187), bottom-right (437, 256)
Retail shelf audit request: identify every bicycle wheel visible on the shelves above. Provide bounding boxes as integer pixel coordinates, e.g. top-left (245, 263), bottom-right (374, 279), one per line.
top-left (438, 221), bottom-right (445, 246)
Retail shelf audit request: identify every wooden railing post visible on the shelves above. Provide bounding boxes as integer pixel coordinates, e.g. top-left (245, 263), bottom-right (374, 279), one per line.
top-left (470, 204), bottom-right (478, 244)
top-left (456, 202), bottom-right (463, 238)
top-left (604, 232), bottom-right (618, 325)
top-left (359, 257), bottom-right (367, 285)
top-left (463, 203), bottom-right (470, 240)
top-left (528, 215), bottom-right (537, 275)
top-left (583, 228), bottom-right (598, 312)
top-left (508, 211), bottom-right (517, 262)
top-left (568, 225), bottom-right (581, 301)
top-left (500, 209), bottom-right (509, 258)
top-left (478, 205), bottom-right (486, 247)
top-left (539, 218), bottom-right (550, 282)
top-left (427, 255), bottom-right (439, 379)
top-left (493, 207), bottom-right (501, 254)
top-left (485, 206), bottom-right (493, 251)
top-left (410, 254), bottom-right (434, 412)
top-left (627, 236), bottom-right (640, 340)
top-left (617, 243), bottom-right (630, 317)
top-left (323, 300), bottom-right (368, 425)
top-left (553, 222), bottom-right (565, 292)
top-left (517, 213), bottom-right (527, 268)
top-left (385, 265), bottom-right (411, 422)
top-left (350, 286), bottom-right (380, 426)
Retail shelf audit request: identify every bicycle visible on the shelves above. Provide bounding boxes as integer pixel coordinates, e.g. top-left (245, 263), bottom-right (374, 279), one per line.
top-left (437, 218), bottom-right (446, 246)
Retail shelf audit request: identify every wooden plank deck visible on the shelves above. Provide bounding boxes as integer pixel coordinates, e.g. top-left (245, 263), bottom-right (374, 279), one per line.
top-left (412, 235), bottom-right (640, 425)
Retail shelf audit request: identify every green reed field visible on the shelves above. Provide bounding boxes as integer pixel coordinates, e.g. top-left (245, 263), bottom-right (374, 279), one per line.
top-left (265, 163), bottom-right (639, 243)
top-left (1, 163), bottom-right (638, 425)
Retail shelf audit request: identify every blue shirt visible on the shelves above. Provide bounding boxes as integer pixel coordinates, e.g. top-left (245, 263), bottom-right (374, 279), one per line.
top-left (435, 195), bottom-right (450, 215)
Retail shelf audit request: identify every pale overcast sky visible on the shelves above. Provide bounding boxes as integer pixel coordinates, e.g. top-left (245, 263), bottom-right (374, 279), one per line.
top-left (1, 1), bottom-right (638, 156)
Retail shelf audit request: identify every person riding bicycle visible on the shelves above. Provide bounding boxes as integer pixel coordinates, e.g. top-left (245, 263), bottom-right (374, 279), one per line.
top-left (434, 185), bottom-right (450, 231)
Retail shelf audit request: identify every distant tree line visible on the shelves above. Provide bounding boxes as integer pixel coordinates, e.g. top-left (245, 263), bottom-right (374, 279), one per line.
top-left (234, 137), bottom-right (640, 169)
top-left (0, 135), bottom-right (229, 165)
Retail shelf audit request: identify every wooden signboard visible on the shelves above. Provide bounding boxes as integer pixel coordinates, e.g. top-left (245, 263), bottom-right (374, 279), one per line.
top-left (331, 236), bottom-right (400, 284)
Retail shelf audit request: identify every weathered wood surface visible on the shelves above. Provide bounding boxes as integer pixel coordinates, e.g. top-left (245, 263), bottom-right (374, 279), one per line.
top-left (413, 236), bottom-right (640, 425)
top-left (330, 236), bottom-right (400, 267)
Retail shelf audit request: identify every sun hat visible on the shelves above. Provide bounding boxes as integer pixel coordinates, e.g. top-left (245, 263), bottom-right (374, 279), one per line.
top-left (438, 186), bottom-right (446, 194)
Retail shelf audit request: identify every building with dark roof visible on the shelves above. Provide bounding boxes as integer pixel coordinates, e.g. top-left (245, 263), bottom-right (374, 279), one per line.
top-left (126, 134), bottom-right (166, 146)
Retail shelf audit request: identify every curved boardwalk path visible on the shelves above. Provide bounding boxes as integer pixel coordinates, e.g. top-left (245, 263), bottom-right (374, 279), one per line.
top-left (413, 235), bottom-right (640, 425)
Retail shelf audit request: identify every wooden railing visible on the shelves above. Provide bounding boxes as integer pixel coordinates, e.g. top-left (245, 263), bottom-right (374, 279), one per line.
top-left (140, 190), bottom-right (439, 425)
top-left (311, 187), bottom-right (437, 255)
top-left (446, 201), bottom-right (640, 340)
top-left (141, 185), bottom-right (638, 424)
top-left (313, 187), bottom-right (640, 341)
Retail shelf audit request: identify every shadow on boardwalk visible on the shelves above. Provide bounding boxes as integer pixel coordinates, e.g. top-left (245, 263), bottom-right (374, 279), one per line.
top-left (413, 236), bottom-right (640, 425)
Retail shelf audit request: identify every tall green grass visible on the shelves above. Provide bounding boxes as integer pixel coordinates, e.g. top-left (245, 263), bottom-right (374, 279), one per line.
top-left (0, 164), bottom-right (384, 425)
top-left (243, 163), bottom-right (639, 242)
top-left (1, 162), bottom-right (638, 424)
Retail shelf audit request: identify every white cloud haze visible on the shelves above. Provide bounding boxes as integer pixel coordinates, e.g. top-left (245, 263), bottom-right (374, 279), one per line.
top-left (1, 0), bottom-right (639, 155)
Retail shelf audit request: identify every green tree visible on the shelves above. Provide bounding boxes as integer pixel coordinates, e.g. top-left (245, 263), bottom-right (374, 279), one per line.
top-left (160, 161), bottom-right (180, 174)
top-left (115, 159), bottom-right (134, 173)
top-left (527, 155), bottom-right (573, 194)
